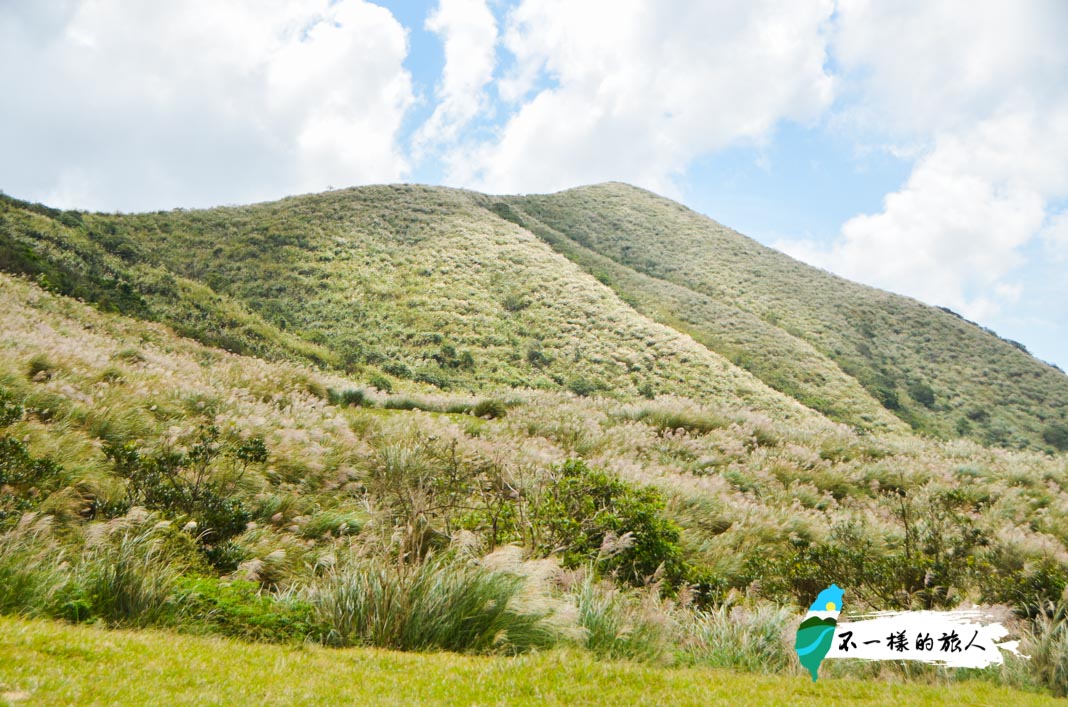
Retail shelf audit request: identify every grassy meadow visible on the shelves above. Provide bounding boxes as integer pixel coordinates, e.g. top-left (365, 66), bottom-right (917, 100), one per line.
top-left (1, 183), bottom-right (1068, 701)
top-left (0, 616), bottom-right (1062, 706)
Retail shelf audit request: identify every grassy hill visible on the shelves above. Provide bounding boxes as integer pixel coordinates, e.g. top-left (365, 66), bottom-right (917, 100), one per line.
top-left (499, 183), bottom-right (1068, 449)
top-left (1, 184), bottom-right (1068, 699)
top-left (4, 183), bottom-right (1068, 449)
top-left (0, 188), bottom-right (821, 424)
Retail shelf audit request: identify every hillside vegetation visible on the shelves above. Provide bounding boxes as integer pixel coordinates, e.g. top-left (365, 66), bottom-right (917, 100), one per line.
top-left (501, 183), bottom-right (1068, 448)
top-left (1, 184), bottom-right (1068, 698)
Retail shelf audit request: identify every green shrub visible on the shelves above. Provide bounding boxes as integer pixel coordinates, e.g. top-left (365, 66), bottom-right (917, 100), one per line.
top-left (907, 381), bottom-right (936, 408)
top-left (383, 362), bottom-right (411, 379)
top-left (526, 346), bottom-right (552, 368)
top-left (368, 374), bottom-right (393, 393)
top-left (472, 399), bottom-right (507, 419)
top-left (980, 554), bottom-right (1068, 618)
top-left (751, 491), bottom-right (987, 610)
top-left (0, 389), bottom-right (24, 427)
top-left (0, 437), bottom-right (64, 523)
top-left (103, 426), bottom-right (266, 563)
top-left (1043, 422), bottom-right (1068, 451)
top-left (328, 388), bottom-right (366, 407)
top-left (502, 291), bottom-right (530, 312)
top-left (531, 459), bottom-right (686, 587)
top-left (173, 577), bottom-right (320, 643)
top-left (414, 369), bottom-right (451, 389)
top-left (568, 377), bottom-right (606, 397)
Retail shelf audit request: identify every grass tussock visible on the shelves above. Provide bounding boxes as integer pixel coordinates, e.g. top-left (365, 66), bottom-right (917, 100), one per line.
top-left (308, 552), bottom-right (557, 653)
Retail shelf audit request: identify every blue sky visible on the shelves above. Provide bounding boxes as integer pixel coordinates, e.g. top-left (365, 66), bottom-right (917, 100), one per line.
top-left (1, 1), bottom-right (1066, 370)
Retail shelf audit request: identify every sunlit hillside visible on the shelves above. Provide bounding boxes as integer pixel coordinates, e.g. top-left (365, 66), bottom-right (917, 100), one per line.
top-left (1, 185), bottom-right (1067, 698)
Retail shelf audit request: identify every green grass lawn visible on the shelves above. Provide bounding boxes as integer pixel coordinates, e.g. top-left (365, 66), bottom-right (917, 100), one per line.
top-left (0, 617), bottom-right (1059, 706)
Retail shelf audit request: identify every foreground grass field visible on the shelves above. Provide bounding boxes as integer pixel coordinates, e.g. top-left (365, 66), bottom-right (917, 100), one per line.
top-left (0, 617), bottom-right (1059, 706)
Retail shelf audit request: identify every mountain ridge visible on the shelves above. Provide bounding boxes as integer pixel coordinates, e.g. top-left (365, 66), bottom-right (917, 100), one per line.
top-left (1, 182), bottom-right (1066, 450)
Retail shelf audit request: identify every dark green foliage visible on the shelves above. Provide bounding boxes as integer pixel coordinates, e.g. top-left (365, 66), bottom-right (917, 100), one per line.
top-left (103, 426), bottom-right (267, 562)
top-left (525, 346), bottom-right (552, 368)
top-left (981, 555), bottom-right (1068, 619)
top-left (908, 381), bottom-right (936, 408)
top-left (502, 291), bottom-right (530, 312)
top-left (471, 399), bottom-right (507, 419)
top-left (1042, 422), bottom-right (1068, 451)
top-left (530, 459), bottom-right (686, 587)
top-left (872, 383), bottom-right (901, 411)
top-left (432, 345), bottom-right (476, 371)
top-left (0, 389), bottom-right (23, 427)
top-left (383, 362), bottom-right (412, 379)
top-left (327, 388), bottom-right (366, 407)
top-left (414, 369), bottom-right (451, 389)
top-left (751, 490), bottom-right (988, 610)
top-left (568, 377), bottom-right (607, 397)
top-left (368, 374), bottom-right (393, 393)
top-left (0, 437), bottom-right (64, 522)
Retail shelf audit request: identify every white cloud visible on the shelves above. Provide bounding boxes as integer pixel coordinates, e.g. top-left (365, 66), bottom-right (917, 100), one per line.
top-left (413, 0), bottom-right (498, 153)
top-left (832, 0), bottom-right (1068, 137)
top-left (779, 1), bottom-right (1068, 322)
top-left (446, 0), bottom-right (836, 194)
top-left (1041, 209), bottom-right (1068, 260)
top-left (0, 0), bottom-right (414, 211)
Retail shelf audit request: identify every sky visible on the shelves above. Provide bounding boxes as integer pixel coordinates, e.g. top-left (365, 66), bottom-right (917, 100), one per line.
top-left (1, 1), bottom-right (1066, 370)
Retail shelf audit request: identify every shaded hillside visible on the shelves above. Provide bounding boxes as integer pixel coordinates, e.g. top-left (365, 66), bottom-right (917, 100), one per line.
top-left (501, 183), bottom-right (1068, 450)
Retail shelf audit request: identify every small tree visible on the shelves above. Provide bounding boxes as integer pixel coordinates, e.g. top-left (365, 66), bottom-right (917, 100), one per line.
top-left (104, 426), bottom-right (268, 567)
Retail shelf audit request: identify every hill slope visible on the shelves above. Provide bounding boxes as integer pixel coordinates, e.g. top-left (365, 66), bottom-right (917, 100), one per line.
top-left (0, 188), bottom-right (820, 425)
top-left (498, 183), bottom-right (1068, 449)
top-left (1, 199), bottom-right (1068, 697)
top-left (2, 182), bottom-right (1067, 449)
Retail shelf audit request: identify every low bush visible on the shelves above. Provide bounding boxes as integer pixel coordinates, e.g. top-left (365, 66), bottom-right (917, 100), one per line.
top-left (368, 374), bottom-right (393, 393)
top-left (530, 459), bottom-right (686, 588)
top-left (172, 577), bottom-right (320, 643)
top-left (308, 553), bottom-right (556, 654)
top-left (472, 399), bottom-right (507, 419)
top-left (327, 388), bottom-right (367, 407)
top-left (103, 426), bottom-right (268, 565)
